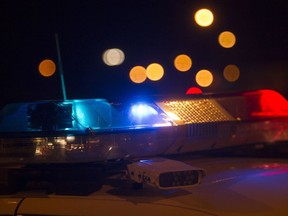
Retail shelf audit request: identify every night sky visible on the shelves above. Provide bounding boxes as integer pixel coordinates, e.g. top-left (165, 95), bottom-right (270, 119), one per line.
top-left (1, 0), bottom-right (288, 107)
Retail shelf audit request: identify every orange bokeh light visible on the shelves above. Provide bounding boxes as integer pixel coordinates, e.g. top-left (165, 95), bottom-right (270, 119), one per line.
top-left (146, 63), bottom-right (164, 81)
top-left (195, 69), bottom-right (213, 87)
top-left (129, 66), bottom-right (147, 83)
top-left (218, 31), bottom-right (236, 48)
top-left (174, 54), bottom-right (192, 72)
top-left (223, 64), bottom-right (240, 82)
top-left (38, 59), bottom-right (56, 77)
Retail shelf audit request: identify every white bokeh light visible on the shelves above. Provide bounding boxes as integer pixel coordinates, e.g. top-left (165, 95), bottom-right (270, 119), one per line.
top-left (103, 48), bottom-right (125, 66)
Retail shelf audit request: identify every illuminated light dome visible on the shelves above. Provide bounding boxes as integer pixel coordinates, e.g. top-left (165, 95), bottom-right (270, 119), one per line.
top-left (195, 69), bottom-right (213, 87)
top-left (194, 8), bottom-right (214, 27)
top-left (102, 48), bottom-right (125, 66)
top-left (130, 104), bottom-right (158, 117)
top-left (223, 64), bottom-right (240, 82)
top-left (218, 31), bottom-right (236, 48)
top-left (174, 54), bottom-right (192, 72)
top-left (186, 87), bottom-right (203, 95)
top-left (38, 59), bottom-right (56, 77)
top-left (243, 89), bottom-right (288, 117)
top-left (129, 66), bottom-right (147, 83)
top-left (146, 63), bottom-right (164, 81)
top-left (129, 103), bottom-right (161, 126)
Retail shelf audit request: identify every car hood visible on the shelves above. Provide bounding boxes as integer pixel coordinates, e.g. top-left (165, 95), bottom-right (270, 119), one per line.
top-left (1, 156), bottom-right (288, 216)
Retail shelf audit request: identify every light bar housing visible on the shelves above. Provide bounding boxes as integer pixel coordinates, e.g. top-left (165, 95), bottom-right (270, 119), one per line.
top-left (1, 89), bottom-right (288, 165)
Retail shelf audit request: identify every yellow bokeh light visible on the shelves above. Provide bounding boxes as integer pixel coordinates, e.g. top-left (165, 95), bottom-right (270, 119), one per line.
top-left (129, 66), bottom-right (147, 84)
top-left (174, 54), bottom-right (192, 72)
top-left (218, 31), bottom-right (236, 48)
top-left (223, 64), bottom-right (240, 82)
top-left (146, 63), bottom-right (164, 81)
top-left (194, 8), bottom-right (214, 27)
top-left (38, 59), bottom-right (56, 77)
top-left (103, 48), bottom-right (125, 66)
top-left (195, 69), bottom-right (213, 87)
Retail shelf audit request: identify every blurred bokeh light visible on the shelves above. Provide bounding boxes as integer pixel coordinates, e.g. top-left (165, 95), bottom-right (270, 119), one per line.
top-left (186, 87), bottom-right (203, 94)
top-left (146, 63), bottom-right (164, 81)
top-left (103, 48), bottom-right (125, 66)
top-left (194, 8), bottom-right (214, 27)
top-left (218, 31), bottom-right (236, 48)
top-left (38, 59), bottom-right (56, 77)
top-left (195, 69), bottom-right (213, 87)
top-left (223, 64), bottom-right (240, 82)
top-left (174, 54), bottom-right (192, 72)
top-left (129, 66), bottom-right (147, 84)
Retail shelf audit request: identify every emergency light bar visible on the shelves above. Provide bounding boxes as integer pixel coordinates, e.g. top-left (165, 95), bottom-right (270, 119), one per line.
top-left (1, 89), bottom-right (288, 165)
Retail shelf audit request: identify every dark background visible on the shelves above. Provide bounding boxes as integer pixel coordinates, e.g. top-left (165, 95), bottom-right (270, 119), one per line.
top-left (1, 0), bottom-right (288, 107)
